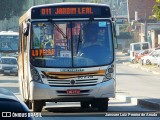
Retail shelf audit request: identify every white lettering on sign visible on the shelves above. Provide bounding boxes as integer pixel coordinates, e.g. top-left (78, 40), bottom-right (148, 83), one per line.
top-left (60, 51), bottom-right (71, 57)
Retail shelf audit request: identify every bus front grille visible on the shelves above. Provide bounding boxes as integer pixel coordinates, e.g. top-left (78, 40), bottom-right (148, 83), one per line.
top-left (47, 78), bottom-right (98, 87)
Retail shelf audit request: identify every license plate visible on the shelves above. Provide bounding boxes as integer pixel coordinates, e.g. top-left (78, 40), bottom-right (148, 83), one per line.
top-left (4, 70), bottom-right (10, 73)
top-left (66, 89), bottom-right (80, 94)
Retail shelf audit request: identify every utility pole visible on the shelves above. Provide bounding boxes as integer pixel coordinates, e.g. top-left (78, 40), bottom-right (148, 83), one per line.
top-left (144, 0), bottom-right (147, 42)
top-left (33, 0), bottom-right (36, 6)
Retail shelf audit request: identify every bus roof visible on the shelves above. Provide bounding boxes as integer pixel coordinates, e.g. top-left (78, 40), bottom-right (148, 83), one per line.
top-left (0, 31), bottom-right (19, 36)
top-left (31, 2), bottom-right (110, 8)
top-left (19, 2), bottom-right (111, 24)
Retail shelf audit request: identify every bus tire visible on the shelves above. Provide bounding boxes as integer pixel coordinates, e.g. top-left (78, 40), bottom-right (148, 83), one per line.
top-left (97, 98), bottom-right (109, 112)
top-left (91, 99), bottom-right (98, 108)
top-left (32, 100), bottom-right (45, 112)
top-left (80, 101), bottom-right (90, 108)
top-left (24, 100), bottom-right (32, 109)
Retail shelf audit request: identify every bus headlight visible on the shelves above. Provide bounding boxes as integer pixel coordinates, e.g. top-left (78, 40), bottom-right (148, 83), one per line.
top-left (31, 66), bottom-right (43, 83)
top-left (108, 68), bottom-right (114, 73)
top-left (106, 73), bottom-right (112, 79)
top-left (102, 73), bottom-right (113, 82)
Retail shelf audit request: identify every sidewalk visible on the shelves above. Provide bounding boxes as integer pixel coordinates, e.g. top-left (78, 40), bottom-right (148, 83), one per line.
top-left (116, 52), bottom-right (160, 75)
top-left (116, 51), bottom-right (160, 111)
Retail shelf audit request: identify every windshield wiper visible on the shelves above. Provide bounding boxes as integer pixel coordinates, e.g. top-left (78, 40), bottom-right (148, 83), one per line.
top-left (48, 19), bottom-right (67, 39)
top-left (76, 18), bottom-right (94, 54)
top-left (76, 28), bottom-right (83, 54)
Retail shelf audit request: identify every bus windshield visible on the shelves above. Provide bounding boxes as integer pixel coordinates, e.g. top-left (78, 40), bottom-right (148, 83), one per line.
top-left (1, 58), bottom-right (17, 64)
top-left (30, 20), bottom-right (114, 68)
top-left (0, 35), bottom-right (18, 52)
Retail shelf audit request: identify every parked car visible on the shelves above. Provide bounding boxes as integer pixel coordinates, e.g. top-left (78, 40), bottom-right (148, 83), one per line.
top-left (0, 56), bottom-right (18, 75)
top-left (141, 48), bottom-right (160, 65)
top-left (122, 48), bottom-right (129, 53)
top-left (0, 62), bottom-right (2, 73)
top-left (135, 49), bottom-right (153, 63)
top-left (0, 88), bottom-right (33, 120)
top-left (130, 42), bottom-right (151, 63)
top-left (157, 57), bottom-right (160, 68)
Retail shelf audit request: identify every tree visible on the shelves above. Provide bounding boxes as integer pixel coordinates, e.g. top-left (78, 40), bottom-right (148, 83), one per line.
top-left (152, 0), bottom-right (160, 20)
top-left (91, 0), bottom-right (101, 3)
top-left (0, 0), bottom-right (27, 20)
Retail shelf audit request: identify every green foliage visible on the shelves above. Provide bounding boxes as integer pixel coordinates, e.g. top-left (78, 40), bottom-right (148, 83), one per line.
top-left (91, 0), bottom-right (101, 3)
top-left (119, 25), bottom-right (129, 32)
top-left (0, 0), bottom-right (27, 20)
top-left (152, 2), bottom-right (160, 20)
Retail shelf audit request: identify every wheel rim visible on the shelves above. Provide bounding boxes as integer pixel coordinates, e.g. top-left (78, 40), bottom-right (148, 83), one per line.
top-left (132, 59), bottom-right (135, 64)
top-left (146, 60), bottom-right (151, 65)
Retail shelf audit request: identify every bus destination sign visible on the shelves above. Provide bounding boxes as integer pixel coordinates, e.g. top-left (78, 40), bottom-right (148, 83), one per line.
top-left (41, 7), bottom-right (94, 15)
top-left (31, 6), bottom-right (111, 19)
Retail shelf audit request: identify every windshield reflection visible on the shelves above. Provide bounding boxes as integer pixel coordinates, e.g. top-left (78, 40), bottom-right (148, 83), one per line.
top-left (30, 20), bottom-right (114, 68)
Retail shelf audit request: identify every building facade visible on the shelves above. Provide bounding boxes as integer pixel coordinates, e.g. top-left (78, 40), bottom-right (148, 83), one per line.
top-left (128, 0), bottom-right (156, 21)
top-left (0, 0), bottom-right (91, 31)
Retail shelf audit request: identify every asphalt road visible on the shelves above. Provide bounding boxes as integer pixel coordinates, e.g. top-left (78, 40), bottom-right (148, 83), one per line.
top-left (0, 53), bottom-right (160, 119)
top-left (116, 59), bottom-right (160, 99)
top-left (0, 73), bottom-right (159, 120)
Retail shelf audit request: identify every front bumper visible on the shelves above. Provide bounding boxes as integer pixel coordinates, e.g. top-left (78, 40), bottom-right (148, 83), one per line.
top-left (2, 69), bottom-right (18, 74)
top-left (29, 79), bottom-right (115, 101)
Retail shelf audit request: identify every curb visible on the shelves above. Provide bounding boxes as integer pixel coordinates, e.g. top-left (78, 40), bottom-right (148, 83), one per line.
top-left (122, 62), bottom-right (160, 75)
top-left (116, 94), bottom-right (160, 111)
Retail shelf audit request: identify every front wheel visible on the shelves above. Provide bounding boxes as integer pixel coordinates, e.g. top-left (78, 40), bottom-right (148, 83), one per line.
top-left (146, 59), bottom-right (151, 65)
top-left (97, 98), bottom-right (109, 112)
top-left (32, 100), bottom-right (45, 112)
top-left (80, 101), bottom-right (90, 108)
top-left (24, 100), bottom-right (32, 109)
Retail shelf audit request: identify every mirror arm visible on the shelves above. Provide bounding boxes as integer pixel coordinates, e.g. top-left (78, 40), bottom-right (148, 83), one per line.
top-left (24, 19), bottom-right (31, 36)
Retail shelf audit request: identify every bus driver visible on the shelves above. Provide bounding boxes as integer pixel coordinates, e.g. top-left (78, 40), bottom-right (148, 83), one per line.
top-left (82, 33), bottom-right (102, 48)
top-left (80, 32), bottom-right (105, 63)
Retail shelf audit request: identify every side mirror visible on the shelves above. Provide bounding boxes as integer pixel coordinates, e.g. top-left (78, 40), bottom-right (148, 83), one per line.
top-left (23, 28), bottom-right (29, 36)
top-left (23, 21), bottom-right (30, 36)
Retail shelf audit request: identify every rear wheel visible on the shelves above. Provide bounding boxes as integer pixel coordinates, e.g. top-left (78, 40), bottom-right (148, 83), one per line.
top-left (132, 59), bottom-right (136, 64)
top-left (140, 59), bottom-right (144, 65)
top-left (32, 100), bottom-right (45, 112)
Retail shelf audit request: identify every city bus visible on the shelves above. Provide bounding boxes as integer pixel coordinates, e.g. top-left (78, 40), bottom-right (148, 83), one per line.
top-left (18, 3), bottom-right (117, 112)
top-left (0, 31), bottom-right (18, 53)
